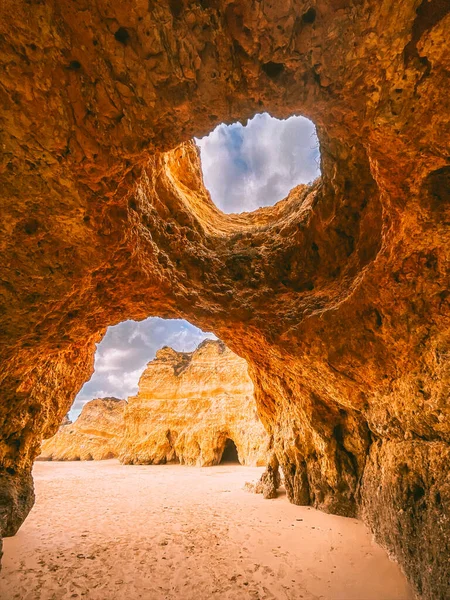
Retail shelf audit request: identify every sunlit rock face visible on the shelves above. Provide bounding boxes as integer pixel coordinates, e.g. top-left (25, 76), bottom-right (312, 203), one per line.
top-left (38, 342), bottom-right (268, 466)
top-left (0, 1), bottom-right (449, 597)
top-left (120, 340), bottom-right (268, 466)
top-left (39, 398), bottom-right (126, 461)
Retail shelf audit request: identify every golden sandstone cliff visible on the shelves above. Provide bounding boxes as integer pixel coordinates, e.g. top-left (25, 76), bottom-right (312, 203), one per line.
top-left (39, 398), bottom-right (126, 461)
top-left (0, 1), bottom-right (449, 597)
top-left (39, 341), bottom-right (268, 466)
top-left (121, 340), bottom-right (268, 466)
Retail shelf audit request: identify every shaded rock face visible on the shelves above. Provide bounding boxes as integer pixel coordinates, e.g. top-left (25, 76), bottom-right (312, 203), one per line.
top-left (60, 415), bottom-right (72, 427)
top-left (361, 441), bottom-right (450, 599)
top-left (0, 1), bottom-right (449, 596)
top-left (0, 471), bottom-right (35, 538)
top-left (39, 398), bottom-right (127, 461)
top-left (120, 340), bottom-right (269, 466)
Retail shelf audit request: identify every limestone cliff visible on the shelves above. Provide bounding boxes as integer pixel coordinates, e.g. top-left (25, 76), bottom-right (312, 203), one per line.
top-left (39, 398), bottom-right (126, 461)
top-left (0, 1), bottom-right (449, 597)
top-left (120, 340), bottom-right (269, 466)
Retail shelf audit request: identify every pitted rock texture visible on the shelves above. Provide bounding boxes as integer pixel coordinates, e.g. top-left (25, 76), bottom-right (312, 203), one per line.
top-left (120, 340), bottom-right (269, 466)
top-left (0, 471), bottom-right (34, 538)
top-left (39, 398), bottom-right (126, 461)
top-left (361, 440), bottom-right (450, 599)
top-left (0, 1), bottom-right (449, 597)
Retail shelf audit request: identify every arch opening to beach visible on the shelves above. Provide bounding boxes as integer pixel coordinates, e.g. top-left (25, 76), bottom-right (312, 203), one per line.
top-left (39, 317), bottom-right (269, 469)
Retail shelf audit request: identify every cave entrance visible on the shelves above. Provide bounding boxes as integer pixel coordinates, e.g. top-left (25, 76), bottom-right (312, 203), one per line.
top-left (50, 316), bottom-right (264, 469)
top-left (196, 112), bottom-right (320, 214)
top-left (220, 438), bottom-right (240, 464)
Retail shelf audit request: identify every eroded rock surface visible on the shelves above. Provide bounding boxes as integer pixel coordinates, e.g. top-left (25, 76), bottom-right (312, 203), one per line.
top-left (246, 452), bottom-right (281, 499)
top-left (39, 342), bottom-right (268, 466)
top-left (39, 398), bottom-right (126, 461)
top-left (0, 471), bottom-right (34, 538)
top-left (121, 340), bottom-right (268, 466)
top-left (0, 1), bottom-right (449, 597)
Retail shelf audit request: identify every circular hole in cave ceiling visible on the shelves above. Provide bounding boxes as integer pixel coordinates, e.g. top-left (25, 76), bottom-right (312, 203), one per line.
top-left (70, 318), bottom-right (215, 421)
top-left (68, 116), bottom-right (320, 420)
top-left (195, 113), bottom-right (320, 214)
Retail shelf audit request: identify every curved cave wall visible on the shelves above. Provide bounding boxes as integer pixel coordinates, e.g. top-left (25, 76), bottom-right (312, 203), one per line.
top-left (0, 1), bottom-right (449, 597)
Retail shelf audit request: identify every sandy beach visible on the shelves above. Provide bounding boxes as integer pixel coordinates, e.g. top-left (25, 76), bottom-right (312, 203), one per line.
top-left (0, 461), bottom-right (413, 600)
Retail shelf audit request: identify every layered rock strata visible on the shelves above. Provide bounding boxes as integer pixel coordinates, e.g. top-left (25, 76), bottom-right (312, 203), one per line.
top-left (120, 340), bottom-right (269, 466)
top-left (0, 1), bottom-right (449, 597)
top-left (39, 398), bottom-right (126, 461)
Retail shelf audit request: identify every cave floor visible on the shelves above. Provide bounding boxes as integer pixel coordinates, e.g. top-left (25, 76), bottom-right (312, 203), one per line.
top-left (0, 461), bottom-right (412, 600)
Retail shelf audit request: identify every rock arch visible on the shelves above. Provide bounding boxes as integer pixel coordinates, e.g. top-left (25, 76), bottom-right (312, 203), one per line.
top-left (0, 1), bottom-right (449, 597)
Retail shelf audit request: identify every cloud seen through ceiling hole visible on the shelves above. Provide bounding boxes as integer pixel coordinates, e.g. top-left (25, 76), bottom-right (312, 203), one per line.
top-left (196, 112), bottom-right (320, 213)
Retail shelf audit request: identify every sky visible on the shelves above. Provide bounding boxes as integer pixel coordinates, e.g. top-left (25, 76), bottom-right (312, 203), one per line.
top-left (196, 113), bottom-right (320, 213)
top-left (70, 114), bottom-right (320, 420)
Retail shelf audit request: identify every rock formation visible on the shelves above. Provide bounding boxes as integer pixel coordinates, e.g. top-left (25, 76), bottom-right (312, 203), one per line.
top-left (38, 341), bottom-right (268, 466)
top-left (39, 398), bottom-right (127, 461)
top-left (120, 340), bottom-right (269, 466)
top-left (245, 452), bottom-right (281, 499)
top-left (60, 415), bottom-right (72, 428)
top-left (0, 1), bottom-right (449, 597)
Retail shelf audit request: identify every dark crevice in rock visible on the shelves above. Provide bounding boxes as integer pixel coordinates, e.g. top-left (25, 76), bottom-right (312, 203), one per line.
top-left (302, 7), bottom-right (316, 24)
top-left (114, 27), bottom-right (130, 45)
top-left (169, 0), bottom-right (183, 19)
top-left (261, 61), bottom-right (284, 78)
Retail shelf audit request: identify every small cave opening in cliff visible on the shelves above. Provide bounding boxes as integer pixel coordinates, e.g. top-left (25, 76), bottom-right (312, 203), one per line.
top-left (220, 439), bottom-right (240, 464)
top-left (195, 113), bottom-right (320, 214)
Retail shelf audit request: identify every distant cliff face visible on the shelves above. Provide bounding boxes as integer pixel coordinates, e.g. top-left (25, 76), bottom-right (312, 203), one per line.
top-left (120, 340), bottom-right (269, 466)
top-left (39, 341), bottom-right (269, 466)
top-left (39, 398), bottom-right (127, 461)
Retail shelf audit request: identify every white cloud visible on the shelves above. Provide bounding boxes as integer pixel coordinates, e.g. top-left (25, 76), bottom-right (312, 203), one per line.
top-left (196, 113), bottom-right (320, 214)
top-left (165, 325), bottom-right (216, 351)
top-left (105, 368), bottom-right (144, 395)
top-left (94, 348), bottom-right (134, 373)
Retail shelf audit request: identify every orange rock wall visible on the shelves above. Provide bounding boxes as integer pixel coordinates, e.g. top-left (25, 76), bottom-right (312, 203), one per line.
top-left (0, 1), bottom-right (449, 596)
